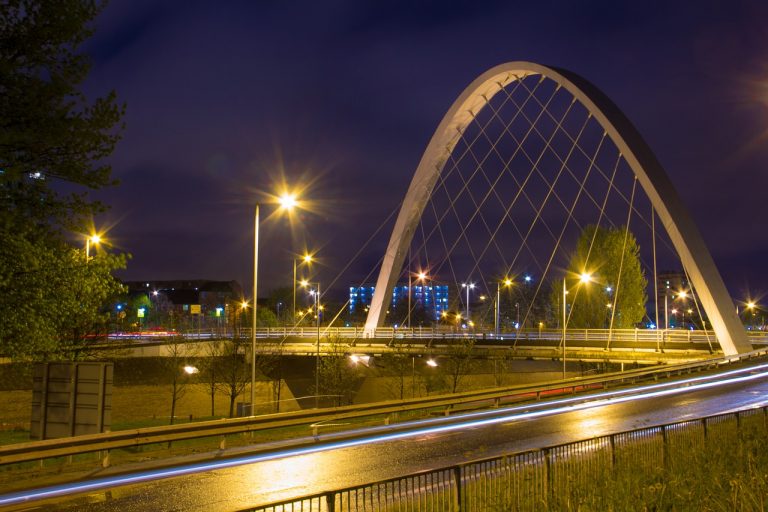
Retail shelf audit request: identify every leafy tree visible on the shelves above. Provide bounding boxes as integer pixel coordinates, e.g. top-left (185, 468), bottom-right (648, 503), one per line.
top-left (552, 225), bottom-right (647, 329)
top-left (387, 297), bottom-right (433, 328)
top-left (0, 0), bottom-right (126, 359)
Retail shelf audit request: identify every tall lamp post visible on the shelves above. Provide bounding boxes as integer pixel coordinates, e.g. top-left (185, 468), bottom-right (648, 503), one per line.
top-left (251, 192), bottom-right (298, 416)
top-left (495, 278), bottom-right (513, 335)
top-left (461, 282), bottom-right (475, 325)
top-left (85, 233), bottom-right (101, 262)
top-left (293, 253), bottom-right (313, 323)
top-left (304, 282), bottom-right (322, 408)
top-left (563, 272), bottom-right (592, 379)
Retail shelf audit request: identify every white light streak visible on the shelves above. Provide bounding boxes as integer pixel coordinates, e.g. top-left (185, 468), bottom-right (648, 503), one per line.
top-left (3, 363), bottom-right (768, 507)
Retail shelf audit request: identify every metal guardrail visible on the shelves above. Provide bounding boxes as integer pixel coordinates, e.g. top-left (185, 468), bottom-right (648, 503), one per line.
top-left (248, 405), bottom-right (768, 511)
top-left (108, 326), bottom-right (768, 345)
top-left (0, 348), bottom-right (766, 471)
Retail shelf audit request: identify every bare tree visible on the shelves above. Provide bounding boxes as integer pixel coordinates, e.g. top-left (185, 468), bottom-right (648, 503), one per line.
top-left (164, 339), bottom-right (198, 424)
top-left (214, 338), bottom-right (249, 417)
top-left (379, 340), bottom-right (414, 399)
top-left (316, 336), bottom-right (361, 406)
top-left (443, 339), bottom-right (475, 393)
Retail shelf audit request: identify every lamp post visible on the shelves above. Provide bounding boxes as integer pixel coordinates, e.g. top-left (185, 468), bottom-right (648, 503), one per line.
top-left (306, 282), bottom-right (321, 408)
top-left (496, 278), bottom-right (513, 335)
top-left (409, 272), bottom-right (428, 328)
top-left (293, 253), bottom-right (313, 324)
top-left (563, 272), bottom-right (592, 379)
top-left (85, 233), bottom-right (101, 262)
top-left (461, 282), bottom-right (475, 324)
top-left (250, 192), bottom-right (298, 416)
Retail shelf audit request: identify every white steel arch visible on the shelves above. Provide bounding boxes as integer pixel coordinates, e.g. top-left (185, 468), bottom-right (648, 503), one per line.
top-left (364, 61), bottom-right (751, 356)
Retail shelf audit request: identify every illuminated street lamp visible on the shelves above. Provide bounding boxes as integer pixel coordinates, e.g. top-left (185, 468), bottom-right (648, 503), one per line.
top-left (563, 272), bottom-right (592, 378)
top-left (496, 278), bottom-right (513, 335)
top-left (303, 281), bottom-right (322, 407)
top-left (85, 233), bottom-right (101, 262)
top-left (461, 282), bottom-right (475, 323)
top-left (251, 191), bottom-right (299, 415)
top-left (407, 271), bottom-right (429, 329)
top-left (293, 253), bottom-right (313, 323)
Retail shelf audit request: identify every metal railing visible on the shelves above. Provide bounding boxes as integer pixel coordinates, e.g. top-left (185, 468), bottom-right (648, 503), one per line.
top-left (0, 348), bottom-right (765, 473)
top-left (248, 406), bottom-right (768, 511)
top-left (107, 326), bottom-right (768, 345)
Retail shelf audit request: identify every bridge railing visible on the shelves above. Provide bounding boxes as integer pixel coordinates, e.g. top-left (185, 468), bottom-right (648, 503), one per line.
top-left (0, 348), bottom-right (765, 476)
top-left (118, 326), bottom-right (768, 345)
top-left (248, 406), bottom-right (768, 512)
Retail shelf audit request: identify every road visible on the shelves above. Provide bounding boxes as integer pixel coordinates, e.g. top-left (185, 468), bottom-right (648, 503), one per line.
top-left (8, 367), bottom-right (768, 511)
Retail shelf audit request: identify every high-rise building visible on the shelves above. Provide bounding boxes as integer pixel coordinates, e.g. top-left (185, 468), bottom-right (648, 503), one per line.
top-left (349, 284), bottom-right (449, 320)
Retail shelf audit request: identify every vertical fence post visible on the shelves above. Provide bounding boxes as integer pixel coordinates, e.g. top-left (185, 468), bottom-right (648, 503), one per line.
top-left (452, 466), bottom-right (462, 511)
top-left (543, 448), bottom-right (552, 508)
top-left (763, 406), bottom-right (767, 433)
top-left (702, 417), bottom-right (708, 441)
top-left (609, 434), bottom-right (616, 468)
top-left (325, 491), bottom-right (336, 512)
top-left (661, 425), bottom-right (668, 471)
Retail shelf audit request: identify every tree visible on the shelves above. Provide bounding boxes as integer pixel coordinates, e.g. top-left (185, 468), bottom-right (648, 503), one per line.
top-left (316, 337), bottom-right (361, 406)
top-left (553, 225), bottom-right (647, 329)
top-left (213, 338), bottom-right (250, 418)
top-left (442, 339), bottom-right (475, 393)
top-left (164, 339), bottom-right (198, 425)
top-left (379, 340), bottom-right (415, 399)
top-left (0, 1), bottom-right (126, 359)
top-left (387, 297), bottom-right (433, 328)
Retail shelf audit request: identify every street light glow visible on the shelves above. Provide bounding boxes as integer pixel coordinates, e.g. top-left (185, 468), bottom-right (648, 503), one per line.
top-left (303, 254), bottom-right (313, 263)
top-left (417, 272), bottom-right (427, 280)
top-left (747, 302), bottom-right (756, 310)
top-left (426, 359), bottom-right (438, 367)
top-left (278, 193), bottom-right (298, 210)
top-left (89, 234), bottom-right (101, 244)
top-left (677, 290), bottom-right (688, 299)
top-left (579, 272), bottom-right (592, 284)
top-left (503, 278), bottom-right (513, 287)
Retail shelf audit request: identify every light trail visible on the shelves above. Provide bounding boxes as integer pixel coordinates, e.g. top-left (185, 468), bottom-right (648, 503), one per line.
top-left (2, 362), bottom-right (767, 507)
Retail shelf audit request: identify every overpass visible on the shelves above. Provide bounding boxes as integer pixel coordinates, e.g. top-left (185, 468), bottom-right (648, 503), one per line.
top-left (103, 327), bottom-right (768, 365)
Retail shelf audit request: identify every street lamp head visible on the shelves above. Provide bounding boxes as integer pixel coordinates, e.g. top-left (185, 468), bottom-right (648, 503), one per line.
top-left (241, 301), bottom-right (248, 310)
top-left (300, 279), bottom-right (309, 287)
top-left (89, 234), bottom-right (101, 244)
top-left (503, 278), bottom-right (513, 287)
top-left (278, 193), bottom-right (298, 210)
top-left (677, 290), bottom-right (688, 299)
top-left (524, 275), bottom-right (532, 283)
top-left (302, 254), bottom-right (313, 263)
top-left (417, 271), bottom-right (427, 281)
top-left (426, 359), bottom-right (438, 367)
top-left (747, 301), bottom-right (756, 310)
top-left (579, 272), bottom-right (592, 284)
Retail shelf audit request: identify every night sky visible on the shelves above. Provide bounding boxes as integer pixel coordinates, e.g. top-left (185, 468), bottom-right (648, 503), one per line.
top-left (82, 1), bottom-right (768, 302)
